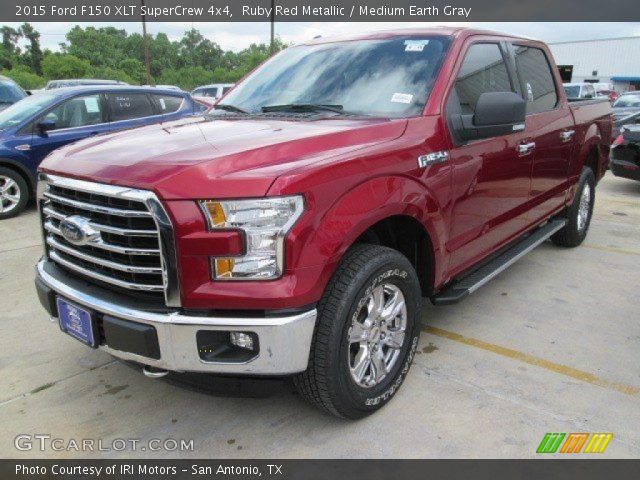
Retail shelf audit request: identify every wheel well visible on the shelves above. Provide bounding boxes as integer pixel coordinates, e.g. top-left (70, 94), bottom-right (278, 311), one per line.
top-left (583, 146), bottom-right (600, 179)
top-left (355, 215), bottom-right (434, 297)
top-left (0, 161), bottom-right (34, 202)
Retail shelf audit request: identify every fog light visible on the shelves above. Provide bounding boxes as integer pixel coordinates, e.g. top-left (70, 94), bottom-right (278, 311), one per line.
top-left (230, 332), bottom-right (255, 350)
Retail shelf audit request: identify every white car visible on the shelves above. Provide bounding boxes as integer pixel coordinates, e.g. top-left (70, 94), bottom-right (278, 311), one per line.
top-left (191, 83), bottom-right (234, 99)
top-left (563, 82), bottom-right (597, 100)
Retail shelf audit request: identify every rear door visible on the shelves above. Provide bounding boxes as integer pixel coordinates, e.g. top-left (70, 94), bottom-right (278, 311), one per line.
top-left (446, 41), bottom-right (534, 274)
top-left (509, 42), bottom-right (575, 222)
top-left (105, 91), bottom-right (158, 131)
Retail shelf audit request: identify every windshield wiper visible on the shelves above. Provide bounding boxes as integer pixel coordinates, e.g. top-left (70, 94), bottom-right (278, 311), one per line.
top-left (212, 104), bottom-right (249, 114)
top-left (261, 103), bottom-right (345, 114)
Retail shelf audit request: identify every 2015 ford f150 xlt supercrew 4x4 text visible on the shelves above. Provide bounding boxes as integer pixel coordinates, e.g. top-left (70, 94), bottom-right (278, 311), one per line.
top-left (34, 28), bottom-right (612, 419)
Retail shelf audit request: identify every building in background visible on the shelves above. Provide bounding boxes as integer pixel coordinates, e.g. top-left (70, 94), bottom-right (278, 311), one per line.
top-left (549, 36), bottom-right (640, 92)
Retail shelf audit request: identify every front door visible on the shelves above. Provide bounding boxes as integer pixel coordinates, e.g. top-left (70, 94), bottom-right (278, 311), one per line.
top-left (446, 42), bottom-right (534, 275)
top-left (28, 93), bottom-right (110, 165)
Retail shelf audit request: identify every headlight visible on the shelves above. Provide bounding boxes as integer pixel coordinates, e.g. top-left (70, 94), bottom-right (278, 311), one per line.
top-left (200, 196), bottom-right (304, 280)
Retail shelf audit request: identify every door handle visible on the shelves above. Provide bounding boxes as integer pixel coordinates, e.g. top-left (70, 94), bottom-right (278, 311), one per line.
top-left (560, 130), bottom-right (575, 142)
top-left (517, 142), bottom-right (536, 156)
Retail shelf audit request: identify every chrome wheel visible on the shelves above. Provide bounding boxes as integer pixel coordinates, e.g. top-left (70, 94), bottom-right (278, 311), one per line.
top-left (0, 175), bottom-right (21, 214)
top-left (577, 182), bottom-right (591, 233)
top-left (348, 283), bottom-right (407, 388)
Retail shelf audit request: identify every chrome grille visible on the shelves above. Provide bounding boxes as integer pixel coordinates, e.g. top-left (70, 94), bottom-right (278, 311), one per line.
top-left (38, 174), bottom-right (181, 305)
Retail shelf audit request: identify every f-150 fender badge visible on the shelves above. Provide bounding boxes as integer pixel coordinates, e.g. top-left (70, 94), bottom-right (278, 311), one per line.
top-left (418, 151), bottom-right (449, 168)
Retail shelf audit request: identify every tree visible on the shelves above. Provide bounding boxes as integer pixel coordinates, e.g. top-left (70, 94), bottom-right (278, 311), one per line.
top-left (118, 58), bottom-right (145, 85)
top-left (20, 23), bottom-right (43, 74)
top-left (89, 65), bottom-right (135, 85)
top-left (1, 65), bottom-right (44, 89)
top-left (41, 54), bottom-right (91, 79)
top-left (1, 26), bottom-right (20, 53)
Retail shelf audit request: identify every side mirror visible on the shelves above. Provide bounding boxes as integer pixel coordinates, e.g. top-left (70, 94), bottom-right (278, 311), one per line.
top-left (457, 91), bottom-right (526, 141)
top-left (37, 119), bottom-right (56, 135)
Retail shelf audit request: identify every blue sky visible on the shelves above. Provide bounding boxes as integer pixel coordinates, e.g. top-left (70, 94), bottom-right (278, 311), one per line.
top-left (4, 22), bottom-right (640, 51)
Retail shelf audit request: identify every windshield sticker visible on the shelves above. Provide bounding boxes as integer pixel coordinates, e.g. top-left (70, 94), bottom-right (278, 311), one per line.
top-left (84, 97), bottom-right (100, 113)
top-left (159, 98), bottom-right (166, 110)
top-left (404, 40), bottom-right (430, 52)
top-left (391, 93), bottom-right (413, 104)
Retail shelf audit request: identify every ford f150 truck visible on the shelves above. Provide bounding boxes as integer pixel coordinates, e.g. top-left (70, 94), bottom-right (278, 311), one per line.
top-left (34, 28), bottom-right (612, 419)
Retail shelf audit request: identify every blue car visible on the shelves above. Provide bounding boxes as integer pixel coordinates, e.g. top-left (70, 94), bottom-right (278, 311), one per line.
top-left (0, 85), bottom-right (202, 218)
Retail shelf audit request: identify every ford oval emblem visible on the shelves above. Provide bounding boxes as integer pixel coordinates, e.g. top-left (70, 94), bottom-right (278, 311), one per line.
top-left (59, 215), bottom-right (99, 246)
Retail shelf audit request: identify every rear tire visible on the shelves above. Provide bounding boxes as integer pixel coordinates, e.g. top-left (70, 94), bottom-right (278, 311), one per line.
top-left (293, 244), bottom-right (422, 419)
top-left (0, 167), bottom-right (29, 220)
top-left (551, 167), bottom-right (595, 248)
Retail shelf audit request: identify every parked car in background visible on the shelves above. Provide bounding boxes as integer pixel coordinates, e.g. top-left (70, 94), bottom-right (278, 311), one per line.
top-left (610, 125), bottom-right (640, 181)
top-left (593, 83), bottom-right (618, 103)
top-left (192, 83), bottom-right (234, 99)
top-left (35, 28), bottom-right (611, 418)
top-left (563, 82), bottom-right (597, 100)
top-left (0, 75), bottom-right (28, 111)
top-left (151, 84), bottom-right (183, 91)
top-left (192, 95), bottom-right (216, 111)
top-left (612, 92), bottom-right (640, 137)
top-left (0, 85), bottom-right (197, 218)
top-left (45, 79), bottom-right (128, 90)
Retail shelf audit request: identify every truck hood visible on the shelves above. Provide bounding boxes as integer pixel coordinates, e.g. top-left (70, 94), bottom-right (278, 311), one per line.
top-left (40, 115), bottom-right (407, 199)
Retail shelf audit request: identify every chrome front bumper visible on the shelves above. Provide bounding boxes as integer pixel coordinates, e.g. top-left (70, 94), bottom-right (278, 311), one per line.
top-left (36, 259), bottom-right (317, 375)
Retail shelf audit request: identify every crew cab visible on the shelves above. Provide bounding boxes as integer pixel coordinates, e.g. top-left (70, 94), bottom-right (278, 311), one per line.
top-left (34, 28), bottom-right (612, 419)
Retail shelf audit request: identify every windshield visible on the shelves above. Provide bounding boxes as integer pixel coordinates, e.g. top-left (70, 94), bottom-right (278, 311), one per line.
top-left (613, 95), bottom-right (640, 108)
top-left (0, 81), bottom-right (26, 104)
top-left (0, 93), bottom-right (56, 130)
top-left (563, 85), bottom-right (580, 98)
top-left (219, 36), bottom-right (451, 117)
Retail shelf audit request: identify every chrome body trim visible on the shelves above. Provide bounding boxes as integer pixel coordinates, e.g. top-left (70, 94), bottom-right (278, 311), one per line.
top-left (37, 259), bottom-right (317, 375)
top-left (38, 173), bottom-right (181, 307)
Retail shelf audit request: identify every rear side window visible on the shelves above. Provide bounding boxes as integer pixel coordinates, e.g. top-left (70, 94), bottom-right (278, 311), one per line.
top-left (107, 93), bottom-right (154, 121)
top-left (513, 45), bottom-right (558, 114)
top-left (222, 87), bottom-right (232, 95)
top-left (154, 94), bottom-right (183, 113)
top-left (455, 43), bottom-right (513, 114)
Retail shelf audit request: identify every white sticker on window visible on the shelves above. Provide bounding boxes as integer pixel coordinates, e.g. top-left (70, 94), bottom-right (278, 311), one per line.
top-left (159, 98), bottom-right (166, 110)
top-left (404, 40), bottom-right (430, 52)
top-left (391, 93), bottom-right (413, 104)
top-left (84, 97), bottom-right (100, 113)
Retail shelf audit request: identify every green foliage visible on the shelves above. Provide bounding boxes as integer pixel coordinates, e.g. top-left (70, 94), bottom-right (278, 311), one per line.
top-left (0, 24), bottom-right (289, 91)
top-left (1, 65), bottom-right (45, 89)
top-left (88, 65), bottom-right (135, 85)
top-left (41, 54), bottom-right (91, 79)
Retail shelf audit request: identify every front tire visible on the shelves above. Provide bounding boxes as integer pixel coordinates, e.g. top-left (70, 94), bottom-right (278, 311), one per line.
top-left (0, 167), bottom-right (29, 220)
top-left (294, 244), bottom-right (422, 419)
top-left (551, 167), bottom-right (595, 248)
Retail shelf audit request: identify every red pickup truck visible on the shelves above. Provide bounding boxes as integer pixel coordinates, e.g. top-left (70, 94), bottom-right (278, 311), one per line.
top-left (35, 28), bottom-right (612, 419)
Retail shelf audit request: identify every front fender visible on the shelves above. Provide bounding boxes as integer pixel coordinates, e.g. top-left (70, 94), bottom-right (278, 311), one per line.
top-left (288, 174), bottom-right (448, 291)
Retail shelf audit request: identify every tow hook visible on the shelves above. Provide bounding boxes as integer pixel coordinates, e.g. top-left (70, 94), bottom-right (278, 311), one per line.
top-left (142, 365), bottom-right (170, 378)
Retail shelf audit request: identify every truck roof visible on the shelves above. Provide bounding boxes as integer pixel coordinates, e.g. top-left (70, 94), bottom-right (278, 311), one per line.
top-left (302, 27), bottom-right (536, 46)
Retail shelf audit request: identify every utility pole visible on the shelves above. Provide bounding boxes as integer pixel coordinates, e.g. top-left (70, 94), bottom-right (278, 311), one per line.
top-left (141, 0), bottom-right (152, 85)
top-left (270, 0), bottom-right (275, 54)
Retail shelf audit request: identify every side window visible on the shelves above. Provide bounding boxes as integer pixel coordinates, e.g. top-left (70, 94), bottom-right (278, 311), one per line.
top-left (154, 94), bottom-right (184, 114)
top-left (513, 45), bottom-right (558, 114)
top-left (222, 86), bottom-right (232, 96)
top-left (455, 43), bottom-right (513, 115)
top-left (106, 93), bottom-right (154, 122)
top-left (584, 85), bottom-right (595, 99)
top-left (40, 94), bottom-right (104, 130)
